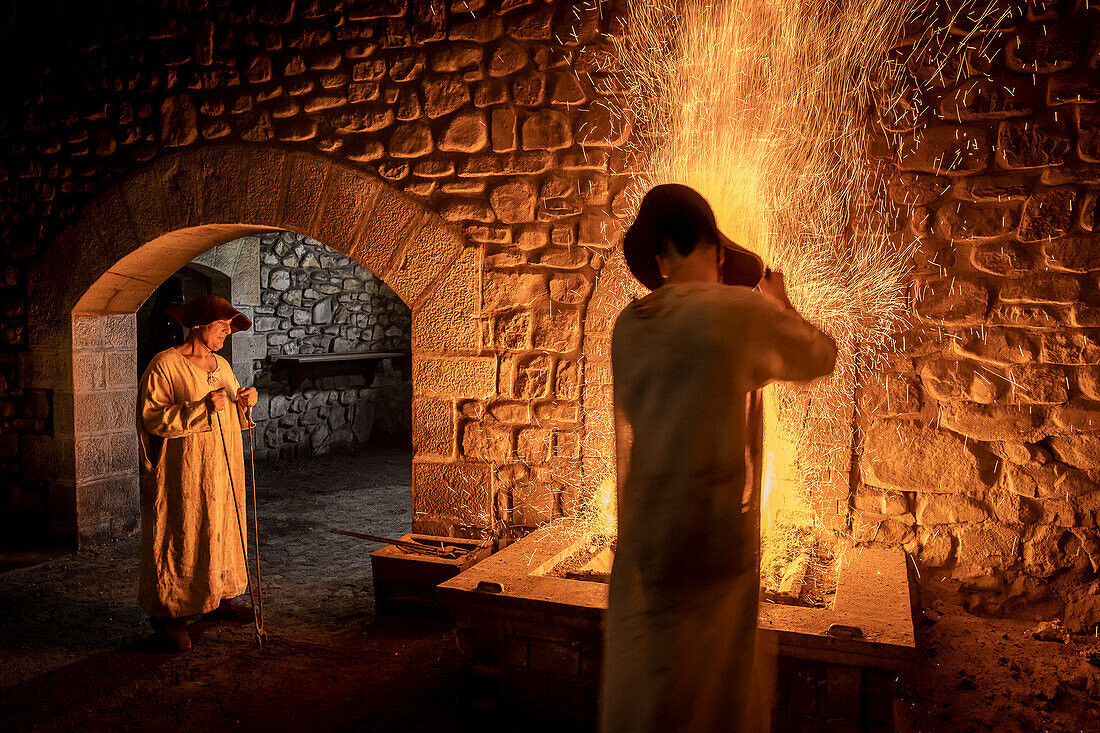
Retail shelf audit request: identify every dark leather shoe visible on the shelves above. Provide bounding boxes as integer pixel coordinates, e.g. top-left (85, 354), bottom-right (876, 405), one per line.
top-left (217, 595), bottom-right (255, 623)
top-left (151, 618), bottom-right (192, 652)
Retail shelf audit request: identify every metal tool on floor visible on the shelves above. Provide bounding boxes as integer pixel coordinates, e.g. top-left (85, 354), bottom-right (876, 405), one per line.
top-left (216, 407), bottom-right (267, 648)
top-left (329, 528), bottom-right (471, 559)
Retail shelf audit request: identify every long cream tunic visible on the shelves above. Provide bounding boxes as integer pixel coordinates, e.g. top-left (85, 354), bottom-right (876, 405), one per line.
top-left (137, 348), bottom-right (252, 618)
top-left (603, 282), bottom-right (837, 733)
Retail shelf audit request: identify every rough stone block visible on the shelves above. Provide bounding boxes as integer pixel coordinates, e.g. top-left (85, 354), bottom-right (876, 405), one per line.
top-left (939, 76), bottom-right (1037, 121)
top-left (913, 277), bottom-right (988, 324)
top-left (72, 391), bottom-right (115, 436)
top-left (484, 271), bottom-right (546, 311)
top-left (197, 147), bottom-right (248, 224)
top-left (242, 147), bottom-right (287, 226)
top-left (413, 398), bottom-right (455, 457)
top-left (348, 184), bottom-right (422, 279)
top-left (861, 419), bottom-right (993, 494)
top-left (897, 125), bottom-right (990, 175)
top-left (1005, 364), bottom-right (1069, 404)
top-left (917, 526), bottom-right (954, 566)
top-left (423, 75), bottom-right (470, 118)
top-left (1039, 331), bottom-right (1100, 365)
top-left (939, 402), bottom-right (1044, 441)
top-left (578, 213), bottom-right (622, 249)
top-left (72, 315), bottom-right (105, 351)
top-left (1019, 186), bottom-right (1077, 242)
top-left (76, 474), bottom-right (140, 543)
top-left (490, 39), bottom-right (529, 77)
top-left (412, 247), bottom-right (480, 354)
top-left (576, 100), bottom-right (629, 147)
top-left (314, 165), bottom-right (380, 254)
top-left (109, 432), bottom-right (139, 475)
top-left (461, 421), bottom-right (512, 461)
top-left (388, 122), bottom-right (434, 158)
top-left (521, 110), bottom-right (572, 151)
top-left (415, 356), bottom-right (495, 399)
top-left (75, 433), bottom-right (112, 483)
top-left (997, 118), bottom-right (1071, 169)
top-left (955, 524), bottom-right (1019, 567)
top-left (919, 360), bottom-right (999, 403)
top-left (450, 16), bottom-right (502, 43)
top-left (1077, 105), bottom-right (1100, 162)
top-left (914, 494), bottom-right (992, 525)
top-left (516, 427), bottom-right (552, 463)
top-left (160, 94), bottom-right (198, 148)
top-left (511, 70), bottom-right (546, 107)
top-left (439, 111), bottom-right (488, 152)
top-left (279, 152), bottom-right (329, 236)
top-left (72, 352), bottom-right (106, 392)
top-left (491, 106), bottom-right (518, 152)
top-left (936, 201), bottom-right (1018, 241)
top-left (1008, 460), bottom-right (1097, 500)
top-left (970, 242), bottom-right (1031, 276)
top-left (1048, 433), bottom-right (1100, 469)
top-left (411, 459), bottom-right (492, 527)
top-left (388, 215), bottom-right (464, 307)
top-left (103, 314), bottom-right (136, 349)
top-left (999, 274), bottom-right (1081, 305)
top-left (952, 328), bottom-right (1037, 365)
top-left (531, 302), bottom-right (582, 354)
top-left (489, 180), bottom-right (537, 224)
top-left (1006, 24), bottom-right (1086, 73)
top-left (1048, 399), bottom-right (1100, 432)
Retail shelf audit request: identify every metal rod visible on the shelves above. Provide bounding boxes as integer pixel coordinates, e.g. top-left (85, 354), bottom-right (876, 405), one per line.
top-left (216, 409), bottom-right (263, 648)
top-left (329, 528), bottom-right (467, 557)
top-left (247, 421), bottom-right (266, 642)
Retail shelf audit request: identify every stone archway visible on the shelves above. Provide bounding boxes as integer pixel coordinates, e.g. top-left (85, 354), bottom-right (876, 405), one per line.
top-left (25, 145), bottom-right (484, 546)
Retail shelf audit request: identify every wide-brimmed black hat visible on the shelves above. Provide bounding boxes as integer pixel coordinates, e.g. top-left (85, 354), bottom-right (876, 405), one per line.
top-left (166, 295), bottom-right (252, 333)
top-left (623, 183), bottom-right (765, 291)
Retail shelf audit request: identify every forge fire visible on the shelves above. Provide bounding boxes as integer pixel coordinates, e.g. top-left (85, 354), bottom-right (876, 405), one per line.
top-left (3, 1), bottom-right (1100, 732)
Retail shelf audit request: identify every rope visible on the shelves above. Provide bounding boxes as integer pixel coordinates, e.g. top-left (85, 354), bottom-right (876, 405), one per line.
top-left (216, 408), bottom-right (264, 647)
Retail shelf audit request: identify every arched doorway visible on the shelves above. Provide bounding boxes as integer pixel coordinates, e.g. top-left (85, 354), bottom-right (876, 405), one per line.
top-left (25, 146), bottom-right (483, 546)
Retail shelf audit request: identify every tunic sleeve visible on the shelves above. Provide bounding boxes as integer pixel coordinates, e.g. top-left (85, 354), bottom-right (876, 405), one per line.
top-left (748, 301), bottom-right (838, 389)
top-left (140, 361), bottom-right (213, 438)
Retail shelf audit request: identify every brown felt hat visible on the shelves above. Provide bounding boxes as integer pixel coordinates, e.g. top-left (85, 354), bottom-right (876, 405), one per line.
top-left (165, 295), bottom-right (252, 333)
top-left (623, 183), bottom-right (765, 291)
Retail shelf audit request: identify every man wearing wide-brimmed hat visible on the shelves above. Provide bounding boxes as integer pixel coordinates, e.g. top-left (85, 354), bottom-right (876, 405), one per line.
top-left (136, 295), bottom-right (258, 651)
top-left (602, 185), bottom-right (838, 732)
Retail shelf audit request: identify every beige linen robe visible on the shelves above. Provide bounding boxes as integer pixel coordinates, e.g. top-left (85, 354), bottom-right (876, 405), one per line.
top-left (137, 348), bottom-right (252, 618)
top-left (602, 282), bottom-right (837, 733)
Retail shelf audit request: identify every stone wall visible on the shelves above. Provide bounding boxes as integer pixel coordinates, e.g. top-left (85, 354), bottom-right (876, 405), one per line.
top-left (0, 0), bottom-right (628, 546)
top-left (250, 230), bottom-right (411, 461)
top-left (854, 2), bottom-right (1100, 621)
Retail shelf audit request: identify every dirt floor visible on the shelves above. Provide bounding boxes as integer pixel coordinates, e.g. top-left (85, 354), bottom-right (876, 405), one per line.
top-left (896, 582), bottom-right (1100, 733)
top-left (2, 446), bottom-right (1099, 732)
top-left (0, 447), bottom-right (470, 733)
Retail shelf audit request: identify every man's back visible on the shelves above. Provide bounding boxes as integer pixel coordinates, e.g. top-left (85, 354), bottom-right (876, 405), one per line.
top-left (603, 280), bottom-right (836, 732)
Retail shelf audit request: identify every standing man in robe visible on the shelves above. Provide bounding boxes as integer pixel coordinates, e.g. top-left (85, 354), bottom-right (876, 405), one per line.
top-left (137, 295), bottom-right (259, 651)
top-left (602, 184), bottom-right (837, 732)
